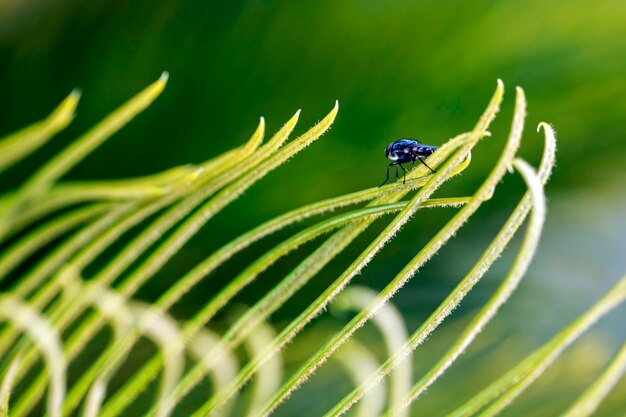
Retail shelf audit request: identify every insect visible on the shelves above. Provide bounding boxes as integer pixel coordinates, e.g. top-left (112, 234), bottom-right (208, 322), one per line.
top-left (379, 139), bottom-right (438, 186)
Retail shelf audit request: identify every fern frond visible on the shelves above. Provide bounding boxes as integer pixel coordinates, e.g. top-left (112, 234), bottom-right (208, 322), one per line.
top-left (0, 296), bottom-right (65, 417)
top-left (4, 101), bottom-right (337, 417)
top-left (188, 329), bottom-right (239, 416)
top-left (0, 356), bottom-right (20, 417)
top-left (332, 286), bottom-right (411, 417)
top-left (184, 79), bottom-right (503, 417)
top-left (254, 82), bottom-right (515, 417)
top-left (333, 340), bottom-right (386, 417)
top-left (7, 77), bottom-right (617, 417)
top-left (448, 273), bottom-right (626, 417)
top-left (382, 121), bottom-right (557, 416)
top-left (19, 73), bottom-right (168, 199)
top-left (0, 90), bottom-right (79, 173)
top-left (0, 204), bottom-right (109, 281)
top-left (560, 340), bottom-right (626, 417)
top-left (238, 308), bottom-right (284, 417)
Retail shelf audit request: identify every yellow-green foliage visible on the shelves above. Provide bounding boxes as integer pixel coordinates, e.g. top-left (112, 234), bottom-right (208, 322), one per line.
top-left (0, 76), bottom-right (624, 417)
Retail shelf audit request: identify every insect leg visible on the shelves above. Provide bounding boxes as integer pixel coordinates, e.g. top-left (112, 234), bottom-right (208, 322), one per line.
top-left (416, 156), bottom-right (436, 173)
top-left (398, 163), bottom-right (408, 184)
top-left (379, 162), bottom-right (397, 187)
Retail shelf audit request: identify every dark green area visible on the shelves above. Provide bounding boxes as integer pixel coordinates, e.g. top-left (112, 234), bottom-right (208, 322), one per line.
top-left (2, 0), bottom-right (625, 189)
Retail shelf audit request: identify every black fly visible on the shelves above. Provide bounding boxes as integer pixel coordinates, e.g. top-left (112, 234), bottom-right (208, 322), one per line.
top-left (379, 139), bottom-right (438, 186)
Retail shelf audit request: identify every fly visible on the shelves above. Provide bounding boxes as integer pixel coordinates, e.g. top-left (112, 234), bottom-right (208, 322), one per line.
top-left (379, 139), bottom-right (438, 186)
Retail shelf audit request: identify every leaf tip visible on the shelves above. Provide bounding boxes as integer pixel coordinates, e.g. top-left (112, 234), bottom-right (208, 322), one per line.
top-left (185, 166), bottom-right (205, 183)
top-left (70, 88), bottom-right (82, 100)
top-left (291, 110), bottom-right (301, 124)
top-left (537, 122), bottom-right (551, 133)
top-left (325, 100), bottom-right (340, 122)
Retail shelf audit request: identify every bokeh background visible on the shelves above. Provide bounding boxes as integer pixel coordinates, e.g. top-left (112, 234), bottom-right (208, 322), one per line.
top-left (1, 0), bottom-right (625, 415)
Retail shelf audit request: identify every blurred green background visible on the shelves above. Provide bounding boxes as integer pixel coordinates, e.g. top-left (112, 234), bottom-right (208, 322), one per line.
top-left (1, 0), bottom-right (625, 415)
